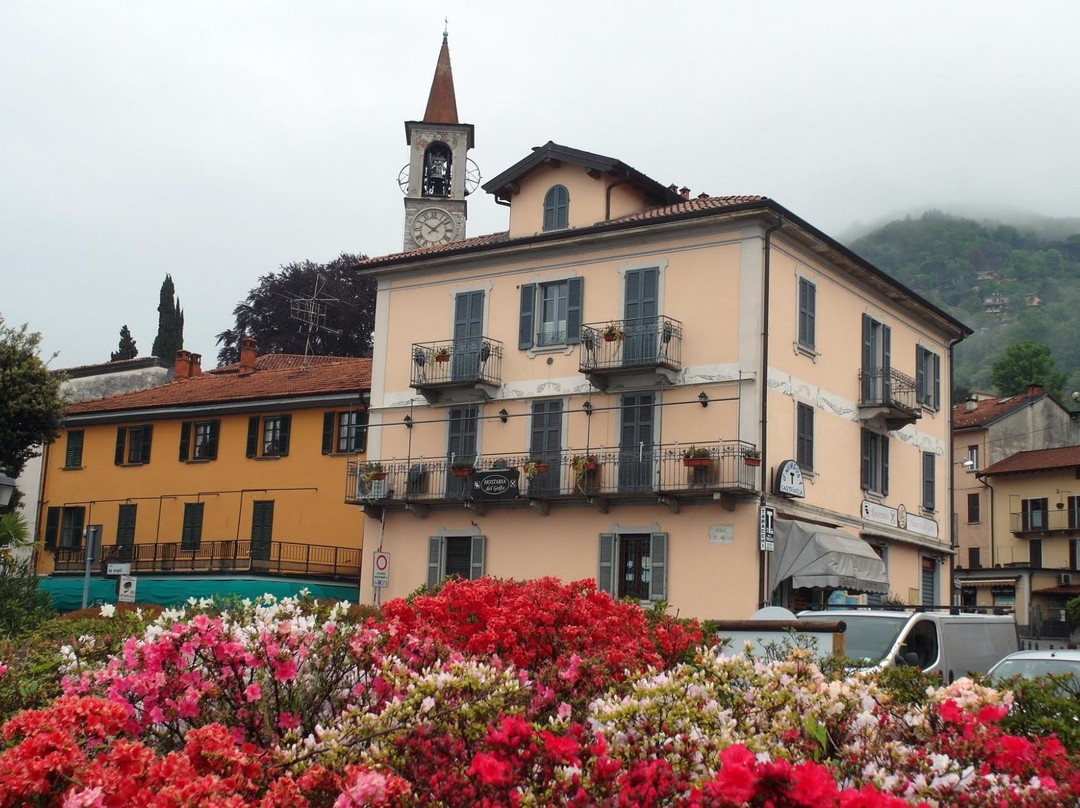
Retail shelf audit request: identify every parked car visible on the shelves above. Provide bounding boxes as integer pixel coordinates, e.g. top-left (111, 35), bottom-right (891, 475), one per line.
top-left (988, 649), bottom-right (1080, 685)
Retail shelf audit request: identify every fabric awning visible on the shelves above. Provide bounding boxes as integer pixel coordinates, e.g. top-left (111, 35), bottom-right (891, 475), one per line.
top-left (960, 578), bottom-right (1019, 588)
top-left (769, 519), bottom-right (889, 595)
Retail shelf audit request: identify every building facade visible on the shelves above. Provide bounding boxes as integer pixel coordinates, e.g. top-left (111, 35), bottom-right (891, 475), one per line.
top-left (345, 39), bottom-right (970, 620)
top-left (35, 341), bottom-right (370, 610)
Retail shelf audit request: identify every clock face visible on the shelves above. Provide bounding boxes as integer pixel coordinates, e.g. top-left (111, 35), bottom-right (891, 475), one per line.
top-left (412, 208), bottom-right (456, 247)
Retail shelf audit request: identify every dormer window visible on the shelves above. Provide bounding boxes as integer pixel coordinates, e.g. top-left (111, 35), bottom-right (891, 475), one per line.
top-left (423, 142), bottom-right (452, 198)
top-left (543, 185), bottom-right (569, 231)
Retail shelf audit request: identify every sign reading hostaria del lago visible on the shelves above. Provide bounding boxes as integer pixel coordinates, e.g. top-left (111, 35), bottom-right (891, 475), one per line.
top-left (471, 468), bottom-right (520, 500)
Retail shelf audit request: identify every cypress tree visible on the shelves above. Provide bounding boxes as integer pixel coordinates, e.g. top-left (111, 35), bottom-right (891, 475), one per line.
top-left (110, 325), bottom-right (138, 361)
top-left (151, 274), bottom-right (184, 360)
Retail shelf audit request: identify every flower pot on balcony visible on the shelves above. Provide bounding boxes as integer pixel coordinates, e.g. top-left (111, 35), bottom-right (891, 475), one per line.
top-left (451, 468), bottom-right (473, 478)
top-left (683, 457), bottom-right (711, 468)
top-left (743, 457), bottom-right (761, 467)
top-left (603, 333), bottom-right (617, 343)
top-left (368, 473), bottom-right (387, 481)
top-left (435, 352), bottom-right (451, 363)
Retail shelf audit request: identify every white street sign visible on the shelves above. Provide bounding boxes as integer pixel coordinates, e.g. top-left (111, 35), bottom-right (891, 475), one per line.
top-left (372, 550), bottom-right (390, 588)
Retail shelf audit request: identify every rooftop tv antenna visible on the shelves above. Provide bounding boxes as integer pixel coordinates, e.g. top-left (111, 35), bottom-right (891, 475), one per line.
top-left (288, 273), bottom-right (342, 364)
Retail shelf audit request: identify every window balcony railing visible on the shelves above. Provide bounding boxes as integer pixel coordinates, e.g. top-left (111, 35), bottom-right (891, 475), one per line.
top-left (345, 440), bottom-right (758, 507)
top-left (410, 338), bottom-right (502, 402)
top-left (1010, 509), bottom-right (1080, 535)
top-left (579, 317), bottom-right (682, 386)
top-left (857, 367), bottom-right (921, 427)
top-left (51, 539), bottom-right (361, 581)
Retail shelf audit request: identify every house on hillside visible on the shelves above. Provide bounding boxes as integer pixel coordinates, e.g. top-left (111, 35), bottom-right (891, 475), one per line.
top-left (35, 340), bottom-right (370, 611)
top-left (343, 35), bottom-right (970, 620)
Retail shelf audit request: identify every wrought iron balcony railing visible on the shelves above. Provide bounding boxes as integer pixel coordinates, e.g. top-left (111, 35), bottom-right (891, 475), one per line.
top-left (346, 440), bottom-right (758, 506)
top-left (51, 539), bottom-right (361, 581)
top-left (1010, 508), bottom-right (1080, 535)
top-left (857, 367), bottom-right (921, 426)
top-left (579, 317), bottom-right (682, 377)
top-left (410, 337), bottom-right (502, 394)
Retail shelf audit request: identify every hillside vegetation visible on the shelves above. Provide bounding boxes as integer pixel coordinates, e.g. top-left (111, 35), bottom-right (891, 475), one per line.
top-left (848, 210), bottom-right (1080, 398)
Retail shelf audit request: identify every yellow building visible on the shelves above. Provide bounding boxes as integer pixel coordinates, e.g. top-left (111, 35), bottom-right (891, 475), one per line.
top-left (36, 340), bottom-right (370, 610)
top-left (967, 446), bottom-right (1080, 642)
top-left (343, 37), bottom-right (971, 620)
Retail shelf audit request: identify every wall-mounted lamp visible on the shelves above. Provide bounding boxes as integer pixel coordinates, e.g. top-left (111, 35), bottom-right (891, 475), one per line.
top-left (0, 472), bottom-right (15, 508)
top-left (698, 391), bottom-right (709, 408)
top-left (498, 408), bottom-right (508, 423)
top-left (960, 458), bottom-right (975, 471)
top-left (582, 401), bottom-right (593, 417)
top-left (403, 415), bottom-right (413, 430)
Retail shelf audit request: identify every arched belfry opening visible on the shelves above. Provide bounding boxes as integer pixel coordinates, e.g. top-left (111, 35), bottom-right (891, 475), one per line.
top-left (423, 142), bottom-right (453, 198)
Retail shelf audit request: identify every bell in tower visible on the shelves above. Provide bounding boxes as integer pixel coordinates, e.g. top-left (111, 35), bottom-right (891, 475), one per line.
top-left (399, 29), bottom-right (479, 251)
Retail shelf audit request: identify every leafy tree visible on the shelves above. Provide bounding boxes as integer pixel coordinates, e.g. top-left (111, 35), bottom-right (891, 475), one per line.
top-left (216, 253), bottom-right (374, 366)
top-left (110, 324), bottom-right (138, 362)
top-left (0, 315), bottom-right (65, 506)
top-left (150, 274), bottom-right (184, 361)
top-left (990, 340), bottom-right (1067, 397)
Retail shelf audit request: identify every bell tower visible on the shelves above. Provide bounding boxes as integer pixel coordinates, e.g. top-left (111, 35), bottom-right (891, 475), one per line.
top-left (400, 30), bottom-right (477, 251)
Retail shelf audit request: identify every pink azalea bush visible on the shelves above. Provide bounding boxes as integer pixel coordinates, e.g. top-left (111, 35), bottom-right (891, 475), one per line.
top-left (0, 579), bottom-right (1077, 806)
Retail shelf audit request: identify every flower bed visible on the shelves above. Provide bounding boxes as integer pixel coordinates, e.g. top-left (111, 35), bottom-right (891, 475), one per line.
top-left (0, 578), bottom-right (1077, 807)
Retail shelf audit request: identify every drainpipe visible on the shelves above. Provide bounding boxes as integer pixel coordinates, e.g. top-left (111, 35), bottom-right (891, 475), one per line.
top-left (946, 334), bottom-right (962, 605)
top-left (604, 173), bottom-right (629, 221)
top-left (758, 215), bottom-right (784, 608)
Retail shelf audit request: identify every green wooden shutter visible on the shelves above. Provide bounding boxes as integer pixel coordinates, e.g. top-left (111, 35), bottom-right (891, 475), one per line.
top-left (566, 277), bottom-right (583, 345)
top-left (70, 507), bottom-right (85, 548)
top-left (597, 533), bottom-right (616, 595)
top-left (427, 537), bottom-right (443, 589)
top-left (881, 436), bottom-right (890, 497)
top-left (43, 507), bottom-right (60, 550)
top-left (115, 427), bottom-right (127, 465)
top-left (882, 325), bottom-right (892, 401)
top-left (649, 532), bottom-right (668, 601)
top-left (355, 411), bottom-right (368, 453)
top-left (207, 420), bottom-right (220, 460)
top-left (518, 284), bottom-right (535, 350)
top-left (923, 452), bottom-right (935, 511)
top-left (116, 504), bottom-right (137, 547)
top-left (278, 415), bottom-right (291, 456)
top-left (470, 535), bottom-right (486, 580)
top-left (139, 425), bottom-right (153, 464)
top-left (65, 430), bottom-right (84, 468)
top-left (860, 315), bottom-right (873, 402)
top-left (933, 353), bottom-right (941, 409)
top-left (178, 421), bottom-right (191, 461)
top-left (246, 417), bottom-right (259, 457)
top-left (860, 430), bottom-right (872, 491)
top-left (916, 347), bottom-right (926, 406)
top-left (322, 412), bottom-right (335, 455)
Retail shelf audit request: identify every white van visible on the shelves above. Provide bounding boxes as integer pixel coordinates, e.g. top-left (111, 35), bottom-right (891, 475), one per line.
top-left (796, 609), bottom-right (1019, 682)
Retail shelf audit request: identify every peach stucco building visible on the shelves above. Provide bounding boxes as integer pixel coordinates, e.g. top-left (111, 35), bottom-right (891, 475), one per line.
top-left (346, 36), bottom-right (971, 619)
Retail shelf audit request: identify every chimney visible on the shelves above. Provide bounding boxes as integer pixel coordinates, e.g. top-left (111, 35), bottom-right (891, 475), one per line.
top-left (174, 350), bottom-right (192, 381)
top-left (239, 339), bottom-right (257, 376)
top-left (965, 399), bottom-right (978, 412)
top-left (189, 353), bottom-right (202, 377)
top-left (680, 187), bottom-right (690, 200)
top-left (1027, 384), bottom-right (1043, 396)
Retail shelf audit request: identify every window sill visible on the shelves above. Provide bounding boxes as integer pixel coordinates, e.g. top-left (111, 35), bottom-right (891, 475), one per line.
top-left (793, 342), bottom-right (819, 362)
top-left (863, 491), bottom-right (885, 503)
top-left (184, 458), bottom-right (213, 464)
top-left (966, 521), bottom-right (981, 525)
top-left (526, 344), bottom-right (575, 358)
top-left (326, 451), bottom-right (363, 457)
top-left (117, 462), bottom-right (148, 468)
top-left (61, 465), bottom-right (84, 471)
top-left (252, 455), bottom-right (282, 461)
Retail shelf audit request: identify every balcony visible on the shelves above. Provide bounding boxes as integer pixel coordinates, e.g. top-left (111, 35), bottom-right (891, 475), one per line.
top-left (345, 440), bottom-right (758, 516)
top-left (857, 367), bottom-right (921, 428)
top-left (579, 317), bottom-right (682, 390)
top-left (51, 539), bottom-right (361, 581)
top-left (410, 338), bottom-right (502, 404)
top-left (1010, 508), bottom-right (1080, 536)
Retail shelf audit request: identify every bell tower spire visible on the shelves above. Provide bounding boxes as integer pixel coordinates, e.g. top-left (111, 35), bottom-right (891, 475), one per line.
top-left (400, 30), bottom-right (477, 251)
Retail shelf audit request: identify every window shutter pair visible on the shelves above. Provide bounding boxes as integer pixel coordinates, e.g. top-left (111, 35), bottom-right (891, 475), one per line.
top-left (518, 277), bottom-right (583, 349)
top-left (922, 452), bottom-right (936, 511)
top-left (798, 278), bottom-right (815, 348)
top-left (596, 533), bottom-right (667, 601)
top-left (426, 535), bottom-right (486, 589)
top-left (860, 430), bottom-right (888, 494)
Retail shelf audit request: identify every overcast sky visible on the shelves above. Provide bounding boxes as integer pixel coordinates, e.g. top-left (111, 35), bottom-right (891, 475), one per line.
top-left (4, 1), bottom-right (1080, 370)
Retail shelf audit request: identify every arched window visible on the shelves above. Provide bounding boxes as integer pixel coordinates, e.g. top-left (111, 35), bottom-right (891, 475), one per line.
top-left (543, 185), bottom-right (569, 231)
top-left (423, 142), bottom-right (452, 198)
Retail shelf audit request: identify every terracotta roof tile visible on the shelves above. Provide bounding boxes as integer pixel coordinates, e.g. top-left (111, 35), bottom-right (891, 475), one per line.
top-left (952, 390), bottom-right (1045, 429)
top-left (66, 357), bottom-right (371, 416)
top-left (209, 354), bottom-right (351, 374)
top-left (1032, 584), bottom-right (1080, 596)
top-left (356, 196), bottom-right (766, 267)
top-left (979, 445), bottom-right (1080, 476)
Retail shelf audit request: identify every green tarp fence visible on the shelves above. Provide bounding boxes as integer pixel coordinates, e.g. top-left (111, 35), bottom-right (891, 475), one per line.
top-left (38, 576), bottom-right (359, 613)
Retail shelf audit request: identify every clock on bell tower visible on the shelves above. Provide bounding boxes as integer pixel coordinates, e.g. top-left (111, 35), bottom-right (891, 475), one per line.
top-left (399, 29), bottom-right (480, 251)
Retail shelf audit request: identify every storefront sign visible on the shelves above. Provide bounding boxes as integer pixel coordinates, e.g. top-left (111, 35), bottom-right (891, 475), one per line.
top-left (709, 524), bottom-right (734, 544)
top-left (471, 469), bottom-right (520, 500)
top-left (759, 506), bottom-right (775, 552)
top-left (861, 500), bottom-right (898, 528)
top-left (905, 512), bottom-right (938, 539)
top-left (774, 460), bottom-right (806, 498)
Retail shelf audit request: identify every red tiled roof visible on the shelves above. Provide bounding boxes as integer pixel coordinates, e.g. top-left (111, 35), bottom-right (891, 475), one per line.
top-left (979, 445), bottom-right (1080, 477)
top-left (356, 195), bottom-right (766, 267)
top-left (1032, 584), bottom-right (1080, 596)
top-left (66, 357), bottom-right (371, 415)
top-left (952, 390), bottom-right (1045, 429)
top-left (209, 354), bottom-right (351, 374)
